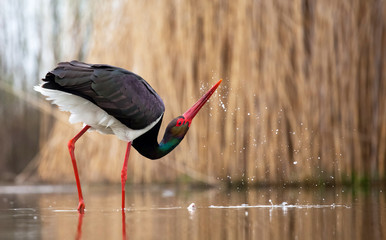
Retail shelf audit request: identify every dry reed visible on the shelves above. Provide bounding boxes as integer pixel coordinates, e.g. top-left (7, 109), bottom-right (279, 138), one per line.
top-left (35, 0), bottom-right (385, 185)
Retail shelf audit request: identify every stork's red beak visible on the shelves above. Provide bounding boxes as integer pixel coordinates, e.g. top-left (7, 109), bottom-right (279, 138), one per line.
top-left (183, 79), bottom-right (222, 125)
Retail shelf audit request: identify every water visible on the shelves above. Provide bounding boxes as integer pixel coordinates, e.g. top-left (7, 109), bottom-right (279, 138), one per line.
top-left (0, 184), bottom-right (384, 240)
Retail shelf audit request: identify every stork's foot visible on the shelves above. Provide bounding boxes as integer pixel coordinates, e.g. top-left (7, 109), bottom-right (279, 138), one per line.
top-left (77, 200), bottom-right (85, 214)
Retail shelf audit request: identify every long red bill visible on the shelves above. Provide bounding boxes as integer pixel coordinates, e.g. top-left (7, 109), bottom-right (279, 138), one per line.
top-left (183, 79), bottom-right (222, 125)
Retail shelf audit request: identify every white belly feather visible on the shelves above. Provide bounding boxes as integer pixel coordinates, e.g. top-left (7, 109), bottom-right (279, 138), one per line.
top-left (34, 85), bottom-right (162, 142)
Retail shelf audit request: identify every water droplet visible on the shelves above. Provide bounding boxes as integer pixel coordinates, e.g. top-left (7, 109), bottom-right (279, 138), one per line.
top-left (187, 203), bottom-right (196, 212)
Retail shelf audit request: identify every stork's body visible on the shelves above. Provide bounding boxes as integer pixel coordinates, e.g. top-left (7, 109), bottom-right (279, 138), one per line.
top-left (35, 61), bottom-right (221, 213)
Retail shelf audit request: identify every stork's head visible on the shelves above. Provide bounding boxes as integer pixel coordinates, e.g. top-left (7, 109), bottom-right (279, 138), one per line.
top-left (160, 79), bottom-right (222, 151)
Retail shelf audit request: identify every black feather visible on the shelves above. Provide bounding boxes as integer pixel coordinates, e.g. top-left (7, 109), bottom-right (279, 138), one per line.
top-left (42, 61), bottom-right (165, 130)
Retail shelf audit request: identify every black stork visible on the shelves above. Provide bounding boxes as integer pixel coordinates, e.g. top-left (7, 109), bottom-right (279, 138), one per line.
top-left (34, 60), bottom-right (221, 213)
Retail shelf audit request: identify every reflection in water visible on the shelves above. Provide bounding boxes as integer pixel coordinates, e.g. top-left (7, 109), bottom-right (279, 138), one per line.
top-left (0, 185), bottom-right (384, 239)
top-left (121, 210), bottom-right (127, 240)
top-left (76, 213), bottom-right (84, 240)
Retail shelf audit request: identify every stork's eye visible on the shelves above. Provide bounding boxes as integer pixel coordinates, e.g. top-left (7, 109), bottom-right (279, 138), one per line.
top-left (176, 118), bottom-right (184, 126)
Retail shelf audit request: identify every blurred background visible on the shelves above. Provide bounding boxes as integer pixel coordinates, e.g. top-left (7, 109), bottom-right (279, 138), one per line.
top-left (0, 0), bottom-right (384, 186)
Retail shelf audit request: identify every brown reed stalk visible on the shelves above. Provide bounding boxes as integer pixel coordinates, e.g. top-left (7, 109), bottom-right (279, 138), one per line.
top-left (35, 0), bottom-right (385, 185)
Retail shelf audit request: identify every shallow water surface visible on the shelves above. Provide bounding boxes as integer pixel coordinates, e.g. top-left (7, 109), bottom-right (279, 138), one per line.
top-left (0, 184), bottom-right (384, 239)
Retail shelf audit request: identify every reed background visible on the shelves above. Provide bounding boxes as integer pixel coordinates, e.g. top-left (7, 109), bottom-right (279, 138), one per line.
top-left (1, 0), bottom-right (385, 185)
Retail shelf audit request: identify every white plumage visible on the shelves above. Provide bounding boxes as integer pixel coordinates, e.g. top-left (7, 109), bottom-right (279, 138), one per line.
top-left (34, 85), bottom-right (163, 142)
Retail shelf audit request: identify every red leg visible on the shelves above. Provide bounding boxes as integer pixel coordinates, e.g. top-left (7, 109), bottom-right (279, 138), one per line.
top-left (121, 142), bottom-right (131, 210)
top-left (68, 125), bottom-right (91, 214)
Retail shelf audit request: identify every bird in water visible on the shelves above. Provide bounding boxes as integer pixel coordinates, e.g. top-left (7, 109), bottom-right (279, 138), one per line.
top-left (34, 61), bottom-right (221, 213)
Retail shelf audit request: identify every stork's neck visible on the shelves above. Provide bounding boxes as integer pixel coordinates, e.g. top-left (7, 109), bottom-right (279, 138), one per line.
top-left (131, 116), bottom-right (189, 159)
top-left (131, 79), bottom-right (221, 159)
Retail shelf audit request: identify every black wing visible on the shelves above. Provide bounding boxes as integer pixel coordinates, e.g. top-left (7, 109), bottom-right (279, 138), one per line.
top-left (42, 60), bottom-right (165, 130)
